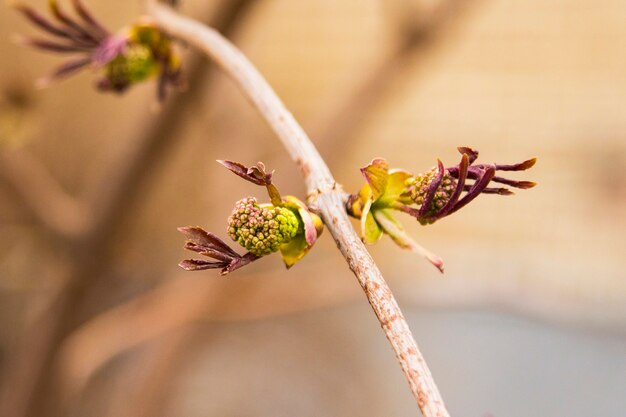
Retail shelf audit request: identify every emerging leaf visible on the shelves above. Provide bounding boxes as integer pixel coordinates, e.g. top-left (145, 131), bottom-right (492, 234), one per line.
top-left (217, 160), bottom-right (273, 186)
top-left (376, 169), bottom-right (413, 206)
top-left (360, 199), bottom-right (383, 244)
top-left (279, 196), bottom-right (324, 267)
top-left (178, 226), bottom-right (259, 275)
top-left (360, 158), bottom-right (389, 200)
top-left (372, 210), bottom-right (444, 273)
top-left (279, 233), bottom-right (310, 268)
top-left (218, 160), bottom-right (283, 206)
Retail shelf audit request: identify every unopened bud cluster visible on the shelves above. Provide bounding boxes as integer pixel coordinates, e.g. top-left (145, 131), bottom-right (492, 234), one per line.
top-left (105, 44), bottom-right (156, 89)
top-left (405, 168), bottom-right (456, 217)
top-left (227, 197), bottom-right (299, 256)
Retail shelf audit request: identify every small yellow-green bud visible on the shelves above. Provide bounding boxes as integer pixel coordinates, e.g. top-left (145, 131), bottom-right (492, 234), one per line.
top-left (105, 43), bottom-right (156, 88)
top-left (227, 197), bottom-right (300, 256)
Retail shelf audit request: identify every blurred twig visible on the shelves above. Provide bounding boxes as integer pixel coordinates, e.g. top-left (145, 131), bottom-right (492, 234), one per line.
top-left (312, 0), bottom-right (469, 162)
top-left (147, 2), bottom-right (450, 416)
top-left (58, 274), bottom-right (222, 399)
top-left (0, 149), bottom-right (90, 240)
top-left (0, 1), bottom-right (258, 417)
top-left (56, 259), bottom-right (350, 398)
top-left (57, 244), bottom-right (626, 403)
top-left (108, 328), bottom-right (195, 417)
top-left (0, 86), bottom-right (89, 241)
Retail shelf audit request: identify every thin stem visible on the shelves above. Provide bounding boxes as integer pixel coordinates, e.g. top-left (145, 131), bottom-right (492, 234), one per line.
top-left (146, 2), bottom-right (450, 415)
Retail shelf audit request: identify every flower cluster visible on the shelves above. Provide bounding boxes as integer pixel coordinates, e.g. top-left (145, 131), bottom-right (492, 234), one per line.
top-left (15, 0), bottom-right (181, 100)
top-left (179, 161), bottom-right (323, 275)
top-left (405, 168), bottom-right (457, 221)
top-left (347, 147), bottom-right (536, 271)
top-left (227, 197), bottom-right (300, 257)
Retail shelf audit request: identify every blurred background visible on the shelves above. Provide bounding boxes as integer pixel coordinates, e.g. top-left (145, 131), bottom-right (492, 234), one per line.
top-left (1, 0), bottom-right (625, 416)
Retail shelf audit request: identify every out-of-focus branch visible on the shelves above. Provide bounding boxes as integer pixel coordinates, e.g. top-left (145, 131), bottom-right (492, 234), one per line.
top-left (58, 243), bottom-right (626, 403)
top-left (312, 0), bottom-right (468, 162)
top-left (0, 2), bottom-right (259, 417)
top-left (106, 328), bottom-right (195, 417)
top-left (147, 2), bottom-right (450, 416)
top-left (0, 149), bottom-right (90, 240)
top-left (58, 274), bottom-right (221, 399)
top-left (57, 259), bottom-right (350, 397)
top-left (0, 86), bottom-right (90, 241)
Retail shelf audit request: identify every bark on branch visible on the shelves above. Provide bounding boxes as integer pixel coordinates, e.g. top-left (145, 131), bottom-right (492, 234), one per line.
top-left (146, 2), bottom-right (450, 415)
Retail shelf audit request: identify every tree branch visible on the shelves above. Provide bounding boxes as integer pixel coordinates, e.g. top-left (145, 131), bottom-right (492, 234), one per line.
top-left (312, 0), bottom-right (468, 163)
top-left (0, 148), bottom-right (90, 241)
top-left (146, 2), bottom-right (450, 415)
top-left (0, 2), bottom-right (259, 417)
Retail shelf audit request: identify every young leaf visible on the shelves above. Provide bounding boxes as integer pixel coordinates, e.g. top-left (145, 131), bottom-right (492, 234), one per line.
top-left (372, 209), bottom-right (444, 273)
top-left (360, 158), bottom-right (389, 200)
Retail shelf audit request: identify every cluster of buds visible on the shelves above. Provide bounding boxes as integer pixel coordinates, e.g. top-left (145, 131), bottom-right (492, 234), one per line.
top-left (405, 168), bottom-right (457, 222)
top-left (347, 147), bottom-right (536, 272)
top-left (14, 0), bottom-right (181, 100)
top-left (227, 197), bottom-right (300, 257)
top-left (179, 161), bottom-right (323, 275)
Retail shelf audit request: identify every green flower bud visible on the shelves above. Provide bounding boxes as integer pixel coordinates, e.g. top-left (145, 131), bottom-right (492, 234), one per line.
top-left (405, 168), bottom-right (457, 218)
top-left (105, 43), bottom-right (157, 88)
top-left (227, 197), bottom-right (300, 256)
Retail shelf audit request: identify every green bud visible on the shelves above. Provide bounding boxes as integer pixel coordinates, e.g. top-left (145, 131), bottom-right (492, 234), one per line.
top-left (227, 197), bottom-right (300, 256)
top-left (105, 43), bottom-right (157, 88)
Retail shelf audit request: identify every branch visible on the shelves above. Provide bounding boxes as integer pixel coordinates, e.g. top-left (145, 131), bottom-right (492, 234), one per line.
top-left (56, 260), bottom-right (347, 397)
top-left (146, 2), bottom-right (450, 415)
top-left (107, 329), bottom-right (194, 417)
top-left (311, 0), bottom-right (468, 162)
top-left (0, 148), bottom-right (90, 241)
top-left (0, 2), bottom-right (259, 417)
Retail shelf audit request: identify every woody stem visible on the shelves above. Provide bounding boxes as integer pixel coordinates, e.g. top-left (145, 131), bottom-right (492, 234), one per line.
top-left (146, 1), bottom-right (451, 416)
